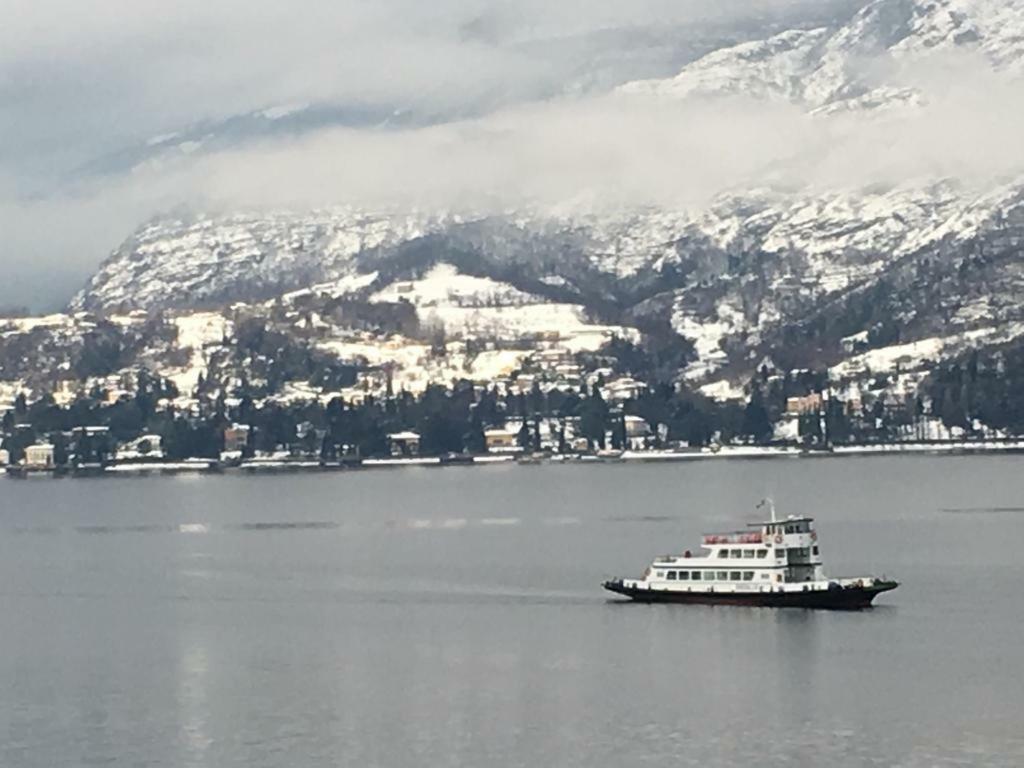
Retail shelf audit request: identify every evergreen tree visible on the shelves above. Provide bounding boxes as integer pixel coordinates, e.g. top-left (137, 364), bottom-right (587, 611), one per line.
top-left (557, 422), bottom-right (568, 454)
top-left (465, 411), bottom-right (486, 454)
top-left (579, 389), bottom-right (608, 449)
top-left (610, 413), bottom-right (626, 450)
top-left (741, 386), bottom-right (774, 444)
top-left (517, 421), bottom-right (531, 450)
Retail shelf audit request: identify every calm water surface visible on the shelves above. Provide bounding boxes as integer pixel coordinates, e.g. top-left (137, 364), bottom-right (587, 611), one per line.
top-left (2, 456), bottom-right (1024, 767)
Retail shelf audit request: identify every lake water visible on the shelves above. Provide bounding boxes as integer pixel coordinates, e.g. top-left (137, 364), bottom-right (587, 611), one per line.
top-left (2, 456), bottom-right (1024, 767)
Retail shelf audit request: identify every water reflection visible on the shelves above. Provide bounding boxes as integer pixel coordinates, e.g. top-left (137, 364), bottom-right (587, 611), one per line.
top-left (177, 639), bottom-right (213, 765)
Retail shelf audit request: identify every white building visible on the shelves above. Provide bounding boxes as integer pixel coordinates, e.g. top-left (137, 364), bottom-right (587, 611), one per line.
top-left (484, 428), bottom-right (520, 453)
top-left (388, 431), bottom-right (421, 457)
top-left (115, 434), bottom-right (164, 461)
top-left (623, 415), bottom-right (653, 449)
top-left (605, 377), bottom-right (646, 403)
top-left (24, 443), bottom-right (56, 469)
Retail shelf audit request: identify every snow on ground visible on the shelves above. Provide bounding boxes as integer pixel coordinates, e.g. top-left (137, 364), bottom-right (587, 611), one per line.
top-left (468, 350), bottom-right (528, 381)
top-left (675, 302), bottom-right (746, 380)
top-left (371, 264), bottom-right (635, 346)
top-left (372, 264), bottom-right (532, 307)
top-left (316, 327), bottom-right (624, 395)
top-left (317, 337), bottom-right (431, 369)
top-left (0, 380), bottom-right (22, 408)
top-left (316, 336), bottom-right (467, 394)
top-left (561, 326), bottom-right (636, 353)
top-left (830, 324), bottom-right (1024, 379)
top-left (676, 315), bottom-right (730, 376)
top-left (106, 312), bottom-right (150, 327)
top-left (699, 379), bottom-right (747, 401)
top-left (834, 336), bottom-right (945, 377)
top-left (283, 270), bottom-right (379, 303)
top-left (165, 312), bottom-right (232, 395)
top-left (0, 314), bottom-right (71, 336)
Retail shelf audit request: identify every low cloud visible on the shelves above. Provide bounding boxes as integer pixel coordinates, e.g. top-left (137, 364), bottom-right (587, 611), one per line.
top-left (132, 52), bottom-right (1024, 213)
top-left (6, 0), bottom-right (1024, 310)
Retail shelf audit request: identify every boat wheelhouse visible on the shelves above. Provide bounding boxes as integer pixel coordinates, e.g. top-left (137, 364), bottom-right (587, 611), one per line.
top-left (604, 503), bottom-right (897, 609)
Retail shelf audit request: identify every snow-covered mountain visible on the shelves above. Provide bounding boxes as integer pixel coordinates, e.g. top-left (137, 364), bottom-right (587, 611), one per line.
top-left (623, 0), bottom-right (1024, 113)
top-left (67, 0), bottom-right (1024, 392)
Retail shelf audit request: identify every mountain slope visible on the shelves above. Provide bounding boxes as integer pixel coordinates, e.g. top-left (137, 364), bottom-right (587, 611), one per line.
top-left (67, 0), bottom-right (1024, 393)
top-left (623, 0), bottom-right (1024, 113)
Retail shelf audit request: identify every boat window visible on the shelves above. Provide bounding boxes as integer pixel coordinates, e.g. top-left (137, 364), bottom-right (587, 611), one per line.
top-left (776, 549), bottom-right (786, 559)
top-left (756, 550), bottom-right (767, 559)
top-left (716, 571), bottom-right (728, 581)
top-left (761, 573), bottom-right (770, 579)
top-left (813, 546), bottom-right (820, 555)
top-left (730, 571), bottom-right (741, 581)
top-left (730, 549), bottom-right (741, 558)
top-left (717, 549), bottom-right (728, 558)
top-left (679, 571), bottom-right (689, 581)
top-left (655, 571), bottom-right (664, 579)
top-left (743, 571), bottom-right (754, 581)
top-left (743, 550), bottom-right (755, 559)
top-left (667, 571), bottom-right (677, 580)
top-left (691, 571), bottom-right (701, 580)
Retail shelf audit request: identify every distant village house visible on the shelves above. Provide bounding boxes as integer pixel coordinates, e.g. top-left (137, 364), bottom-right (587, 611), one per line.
top-left (24, 443), bottom-right (56, 470)
top-left (484, 428), bottom-right (519, 454)
top-left (388, 431), bottom-right (421, 457)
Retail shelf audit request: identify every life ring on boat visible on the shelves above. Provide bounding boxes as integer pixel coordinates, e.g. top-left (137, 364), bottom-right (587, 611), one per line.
top-left (774, 533), bottom-right (783, 544)
top-left (810, 531), bottom-right (817, 541)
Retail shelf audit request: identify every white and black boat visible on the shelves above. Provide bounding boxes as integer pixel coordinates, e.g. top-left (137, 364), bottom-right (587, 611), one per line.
top-left (604, 503), bottom-right (897, 610)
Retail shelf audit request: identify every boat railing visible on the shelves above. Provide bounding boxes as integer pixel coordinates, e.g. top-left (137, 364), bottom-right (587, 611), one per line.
top-left (702, 532), bottom-right (763, 545)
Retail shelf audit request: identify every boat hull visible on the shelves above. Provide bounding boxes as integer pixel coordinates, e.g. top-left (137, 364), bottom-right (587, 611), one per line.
top-left (603, 579), bottom-right (898, 610)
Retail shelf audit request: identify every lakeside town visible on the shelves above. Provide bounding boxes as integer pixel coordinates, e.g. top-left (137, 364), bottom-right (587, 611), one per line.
top-left (5, 260), bottom-right (1024, 480)
top-left (4, 335), bottom-right (1023, 478)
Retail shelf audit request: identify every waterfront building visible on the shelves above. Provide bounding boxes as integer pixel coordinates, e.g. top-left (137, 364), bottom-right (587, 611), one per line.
top-left (388, 431), bottom-right (421, 457)
top-left (24, 443), bottom-right (56, 470)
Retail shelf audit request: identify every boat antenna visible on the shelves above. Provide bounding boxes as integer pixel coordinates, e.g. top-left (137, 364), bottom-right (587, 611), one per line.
top-left (757, 497), bottom-right (776, 522)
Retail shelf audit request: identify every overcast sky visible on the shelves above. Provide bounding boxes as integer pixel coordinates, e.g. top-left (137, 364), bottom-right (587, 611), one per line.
top-left (5, 0), bottom-right (1022, 312)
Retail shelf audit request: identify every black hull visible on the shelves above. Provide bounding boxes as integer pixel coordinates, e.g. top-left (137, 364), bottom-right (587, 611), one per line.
top-left (603, 580), bottom-right (898, 610)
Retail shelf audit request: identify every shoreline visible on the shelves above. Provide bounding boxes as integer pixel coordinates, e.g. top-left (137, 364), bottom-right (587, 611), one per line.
top-left (4, 440), bottom-right (1024, 479)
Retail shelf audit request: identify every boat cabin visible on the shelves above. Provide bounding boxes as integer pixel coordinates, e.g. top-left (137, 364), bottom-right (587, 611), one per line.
top-left (644, 515), bottom-right (824, 589)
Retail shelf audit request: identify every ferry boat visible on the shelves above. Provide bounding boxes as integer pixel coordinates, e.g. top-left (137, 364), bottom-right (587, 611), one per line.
top-left (604, 503), bottom-right (898, 609)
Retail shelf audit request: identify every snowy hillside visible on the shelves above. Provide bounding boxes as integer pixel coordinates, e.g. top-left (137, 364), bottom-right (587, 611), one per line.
top-left (70, 209), bottom-right (454, 312)
top-left (59, 0), bottom-right (1024, 397)
top-left (623, 0), bottom-right (1024, 112)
